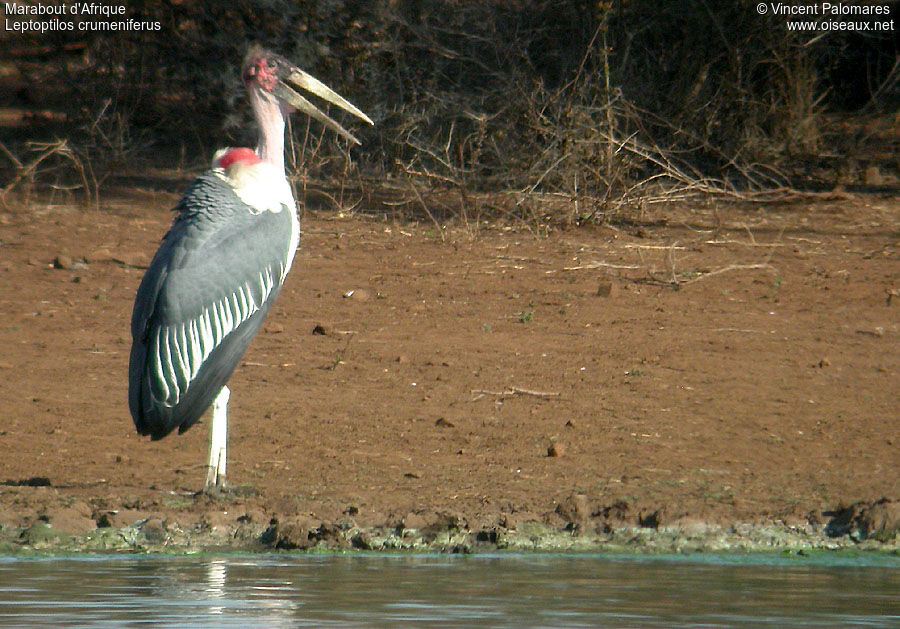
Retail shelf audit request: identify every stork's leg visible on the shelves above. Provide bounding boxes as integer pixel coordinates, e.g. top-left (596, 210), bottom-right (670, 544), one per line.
top-left (205, 385), bottom-right (230, 489)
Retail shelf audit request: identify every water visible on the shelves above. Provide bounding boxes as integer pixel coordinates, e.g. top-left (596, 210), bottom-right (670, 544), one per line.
top-left (0, 553), bottom-right (898, 627)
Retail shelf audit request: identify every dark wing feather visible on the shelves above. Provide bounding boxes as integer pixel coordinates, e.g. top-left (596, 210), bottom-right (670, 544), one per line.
top-left (129, 173), bottom-right (295, 440)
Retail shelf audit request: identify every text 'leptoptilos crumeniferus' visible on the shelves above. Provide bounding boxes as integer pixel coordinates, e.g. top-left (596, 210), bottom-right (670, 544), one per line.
top-left (128, 45), bottom-right (372, 490)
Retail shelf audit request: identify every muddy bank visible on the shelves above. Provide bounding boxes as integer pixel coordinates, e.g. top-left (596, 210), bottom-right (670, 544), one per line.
top-left (3, 488), bottom-right (899, 556)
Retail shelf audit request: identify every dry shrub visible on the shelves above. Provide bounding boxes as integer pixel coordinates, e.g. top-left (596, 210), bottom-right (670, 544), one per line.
top-left (2, 1), bottom-right (895, 223)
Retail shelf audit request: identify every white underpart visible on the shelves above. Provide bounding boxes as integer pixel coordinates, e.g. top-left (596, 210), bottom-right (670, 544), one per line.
top-left (215, 160), bottom-right (295, 216)
top-left (206, 385), bottom-right (229, 488)
top-left (148, 263), bottom-right (283, 407)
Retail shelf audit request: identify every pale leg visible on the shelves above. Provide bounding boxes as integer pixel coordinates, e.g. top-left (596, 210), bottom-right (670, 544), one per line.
top-left (205, 385), bottom-right (230, 489)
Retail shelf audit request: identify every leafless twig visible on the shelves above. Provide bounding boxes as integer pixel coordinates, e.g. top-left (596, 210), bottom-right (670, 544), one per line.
top-left (0, 140), bottom-right (96, 209)
top-left (471, 387), bottom-right (561, 402)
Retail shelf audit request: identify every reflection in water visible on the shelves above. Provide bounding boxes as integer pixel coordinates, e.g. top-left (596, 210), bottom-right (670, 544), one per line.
top-left (152, 556), bottom-right (298, 627)
top-left (0, 554), bottom-right (898, 627)
top-left (204, 559), bottom-right (226, 615)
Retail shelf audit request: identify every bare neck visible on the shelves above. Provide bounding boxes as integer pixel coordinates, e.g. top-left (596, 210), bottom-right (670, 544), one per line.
top-left (249, 86), bottom-right (287, 172)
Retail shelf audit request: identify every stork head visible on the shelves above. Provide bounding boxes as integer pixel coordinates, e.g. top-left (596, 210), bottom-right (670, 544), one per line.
top-left (242, 44), bottom-right (373, 146)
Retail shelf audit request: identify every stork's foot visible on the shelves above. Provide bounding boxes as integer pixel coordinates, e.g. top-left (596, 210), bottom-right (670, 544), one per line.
top-left (200, 481), bottom-right (228, 499)
top-left (197, 483), bottom-right (259, 500)
top-left (204, 448), bottom-right (227, 491)
top-left (203, 471), bottom-right (227, 493)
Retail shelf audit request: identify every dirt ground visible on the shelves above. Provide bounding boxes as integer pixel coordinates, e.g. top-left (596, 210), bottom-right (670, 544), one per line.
top-left (0, 187), bottom-right (898, 551)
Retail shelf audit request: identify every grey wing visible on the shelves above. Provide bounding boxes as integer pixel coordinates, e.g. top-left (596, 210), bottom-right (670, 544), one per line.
top-left (129, 175), bottom-right (296, 440)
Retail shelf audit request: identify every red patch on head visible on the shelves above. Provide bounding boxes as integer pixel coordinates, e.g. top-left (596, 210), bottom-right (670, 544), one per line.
top-left (217, 148), bottom-right (260, 169)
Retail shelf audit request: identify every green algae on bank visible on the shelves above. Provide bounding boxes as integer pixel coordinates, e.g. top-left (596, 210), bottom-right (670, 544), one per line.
top-left (3, 515), bottom-right (899, 557)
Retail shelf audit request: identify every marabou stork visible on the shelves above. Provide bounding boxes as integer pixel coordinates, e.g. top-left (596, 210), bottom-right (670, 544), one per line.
top-left (129, 45), bottom-right (372, 490)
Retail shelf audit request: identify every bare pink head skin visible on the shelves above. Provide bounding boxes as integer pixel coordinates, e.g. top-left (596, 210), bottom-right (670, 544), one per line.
top-left (242, 51), bottom-right (294, 171)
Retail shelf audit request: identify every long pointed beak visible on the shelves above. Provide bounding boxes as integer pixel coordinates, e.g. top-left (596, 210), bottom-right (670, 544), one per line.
top-left (272, 66), bottom-right (374, 146)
